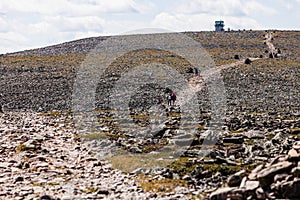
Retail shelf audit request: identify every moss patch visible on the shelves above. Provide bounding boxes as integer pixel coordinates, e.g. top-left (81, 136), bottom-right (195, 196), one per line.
top-left (138, 176), bottom-right (187, 194)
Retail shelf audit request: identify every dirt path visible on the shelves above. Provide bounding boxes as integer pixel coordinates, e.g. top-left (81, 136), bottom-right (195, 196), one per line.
top-left (188, 30), bottom-right (277, 94)
top-left (188, 57), bottom-right (261, 93)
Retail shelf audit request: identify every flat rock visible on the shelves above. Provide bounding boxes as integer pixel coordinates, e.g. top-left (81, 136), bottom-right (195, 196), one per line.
top-left (227, 170), bottom-right (246, 187)
top-left (244, 180), bottom-right (259, 191)
top-left (209, 187), bottom-right (235, 200)
top-left (257, 161), bottom-right (293, 188)
top-left (288, 149), bottom-right (299, 161)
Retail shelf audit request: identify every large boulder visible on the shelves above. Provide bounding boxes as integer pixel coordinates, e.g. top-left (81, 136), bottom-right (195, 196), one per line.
top-left (257, 161), bottom-right (293, 188)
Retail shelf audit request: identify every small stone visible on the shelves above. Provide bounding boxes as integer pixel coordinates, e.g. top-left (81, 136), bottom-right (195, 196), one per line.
top-left (227, 170), bottom-right (246, 187)
top-left (244, 181), bottom-right (259, 191)
top-left (35, 162), bottom-right (48, 168)
top-left (291, 167), bottom-right (300, 178)
top-left (209, 187), bottom-right (235, 200)
top-left (281, 179), bottom-right (300, 199)
top-left (244, 58), bottom-right (252, 64)
top-left (39, 195), bottom-right (53, 200)
top-left (129, 146), bottom-right (142, 153)
top-left (223, 137), bottom-right (244, 144)
top-left (15, 176), bottom-right (24, 183)
top-left (256, 188), bottom-right (266, 200)
top-left (97, 189), bottom-right (109, 195)
top-left (248, 164), bottom-right (264, 180)
top-left (288, 149), bottom-right (299, 161)
top-left (131, 168), bottom-right (144, 175)
top-left (182, 175), bottom-right (192, 181)
top-left (274, 173), bottom-right (289, 182)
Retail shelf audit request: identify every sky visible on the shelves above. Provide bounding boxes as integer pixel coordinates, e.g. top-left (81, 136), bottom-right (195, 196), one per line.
top-left (0, 0), bottom-right (299, 54)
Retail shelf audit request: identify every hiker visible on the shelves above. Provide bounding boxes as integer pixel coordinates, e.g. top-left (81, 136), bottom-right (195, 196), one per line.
top-left (167, 93), bottom-right (172, 106)
top-left (171, 92), bottom-right (176, 106)
top-left (165, 87), bottom-right (172, 94)
top-left (193, 67), bottom-right (199, 75)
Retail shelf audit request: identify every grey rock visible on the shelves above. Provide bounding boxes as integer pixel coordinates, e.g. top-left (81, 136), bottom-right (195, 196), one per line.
top-left (209, 187), bottom-right (235, 200)
top-left (257, 161), bottom-right (293, 188)
top-left (39, 195), bottom-right (53, 200)
top-left (292, 167), bottom-right (300, 178)
top-left (227, 170), bottom-right (246, 187)
top-left (248, 164), bottom-right (264, 180)
top-left (129, 146), bottom-right (142, 153)
top-left (14, 176), bottom-right (24, 183)
top-left (244, 180), bottom-right (259, 191)
top-left (223, 137), bottom-right (244, 144)
top-left (288, 149), bottom-right (299, 161)
top-left (274, 173), bottom-right (289, 182)
top-left (280, 179), bottom-right (300, 199)
top-left (255, 187), bottom-right (266, 200)
top-left (243, 130), bottom-right (264, 139)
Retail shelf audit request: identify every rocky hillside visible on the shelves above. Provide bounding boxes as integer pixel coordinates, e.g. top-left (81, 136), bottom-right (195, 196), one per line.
top-left (0, 30), bottom-right (299, 199)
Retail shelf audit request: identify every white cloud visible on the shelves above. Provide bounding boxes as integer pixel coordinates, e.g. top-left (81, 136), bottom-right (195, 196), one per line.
top-left (172, 0), bottom-right (276, 16)
top-left (45, 16), bottom-right (105, 32)
top-left (173, 0), bottom-right (245, 16)
top-left (151, 12), bottom-right (261, 32)
top-left (151, 0), bottom-right (278, 32)
top-left (0, 0), bottom-right (143, 16)
top-left (0, 0), bottom-right (150, 53)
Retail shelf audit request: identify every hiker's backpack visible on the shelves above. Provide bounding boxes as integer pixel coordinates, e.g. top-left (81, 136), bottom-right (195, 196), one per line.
top-left (171, 93), bottom-right (176, 100)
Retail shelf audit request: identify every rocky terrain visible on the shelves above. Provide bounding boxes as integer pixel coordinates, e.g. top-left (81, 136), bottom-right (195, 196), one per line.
top-left (0, 30), bottom-right (299, 199)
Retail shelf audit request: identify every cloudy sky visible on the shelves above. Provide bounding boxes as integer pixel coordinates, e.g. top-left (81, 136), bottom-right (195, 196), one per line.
top-left (0, 0), bottom-right (299, 54)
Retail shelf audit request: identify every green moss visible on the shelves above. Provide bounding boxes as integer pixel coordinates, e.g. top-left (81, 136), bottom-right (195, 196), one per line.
top-left (47, 182), bottom-right (59, 186)
top-left (15, 144), bottom-right (28, 152)
top-left (41, 110), bottom-right (73, 120)
top-left (83, 187), bottom-right (98, 194)
top-left (245, 139), bottom-right (255, 145)
top-left (109, 153), bottom-right (174, 173)
top-left (230, 129), bottom-right (244, 134)
top-left (200, 164), bottom-right (241, 176)
top-left (78, 131), bottom-right (129, 141)
top-left (137, 176), bottom-right (187, 194)
top-left (141, 139), bottom-right (169, 153)
top-left (169, 157), bottom-right (263, 177)
top-left (78, 132), bottom-right (107, 141)
top-left (169, 157), bottom-right (196, 176)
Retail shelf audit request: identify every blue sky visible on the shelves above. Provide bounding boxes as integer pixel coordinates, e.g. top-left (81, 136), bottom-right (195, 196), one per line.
top-left (0, 0), bottom-right (299, 54)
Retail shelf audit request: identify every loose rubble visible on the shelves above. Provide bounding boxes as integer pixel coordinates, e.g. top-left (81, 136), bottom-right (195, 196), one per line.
top-left (0, 112), bottom-right (152, 199)
top-left (0, 30), bottom-right (299, 199)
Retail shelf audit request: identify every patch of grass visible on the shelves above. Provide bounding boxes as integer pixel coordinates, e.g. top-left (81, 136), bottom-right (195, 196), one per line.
top-left (169, 157), bottom-right (196, 176)
top-left (141, 139), bottom-right (169, 153)
top-left (15, 143), bottom-right (37, 152)
top-left (169, 157), bottom-right (263, 177)
top-left (167, 112), bottom-right (181, 118)
top-left (109, 153), bottom-right (174, 173)
top-left (138, 176), bottom-right (187, 194)
top-left (83, 187), bottom-right (98, 194)
top-left (47, 182), bottom-right (59, 186)
top-left (78, 132), bottom-right (108, 141)
top-left (200, 164), bottom-right (242, 176)
top-left (245, 139), bottom-right (255, 145)
top-left (78, 131), bottom-right (129, 141)
top-left (42, 110), bottom-right (72, 118)
top-left (291, 127), bottom-right (300, 132)
top-left (15, 144), bottom-right (28, 152)
top-left (230, 129), bottom-right (244, 134)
